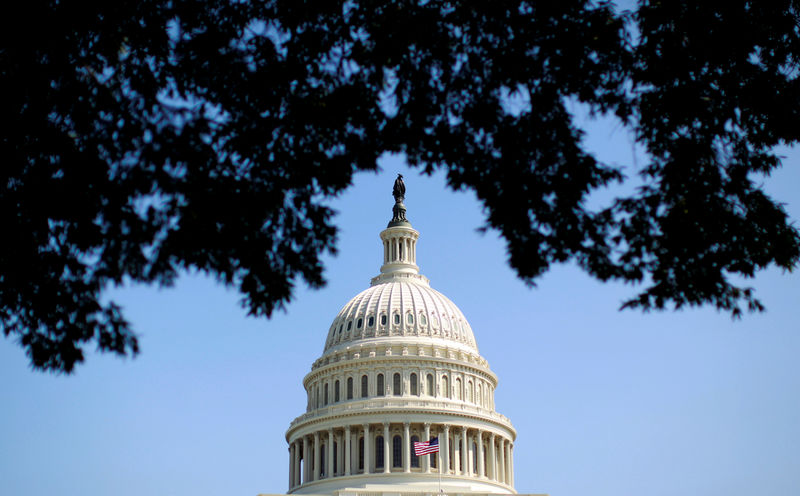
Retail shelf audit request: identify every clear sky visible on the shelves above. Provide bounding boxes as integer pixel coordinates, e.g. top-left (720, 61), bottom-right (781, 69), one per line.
top-left (2, 110), bottom-right (800, 496)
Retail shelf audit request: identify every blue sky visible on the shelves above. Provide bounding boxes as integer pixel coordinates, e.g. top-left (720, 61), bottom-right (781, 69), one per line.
top-left (2, 101), bottom-right (799, 496)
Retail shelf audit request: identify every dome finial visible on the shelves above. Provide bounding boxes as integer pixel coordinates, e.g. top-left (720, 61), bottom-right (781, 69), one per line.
top-left (389, 174), bottom-right (410, 227)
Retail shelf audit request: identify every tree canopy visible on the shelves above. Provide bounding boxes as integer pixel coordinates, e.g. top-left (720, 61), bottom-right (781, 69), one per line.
top-left (2, 0), bottom-right (799, 373)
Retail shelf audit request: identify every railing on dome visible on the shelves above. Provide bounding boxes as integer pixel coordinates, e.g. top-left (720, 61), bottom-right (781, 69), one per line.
top-left (288, 397), bottom-right (513, 429)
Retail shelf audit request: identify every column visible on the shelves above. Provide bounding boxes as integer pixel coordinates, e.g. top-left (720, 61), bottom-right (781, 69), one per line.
top-left (453, 431), bottom-right (460, 475)
top-left (303, 436), bottom-right (310, 483)
top-left (294, 441), bottom-right (301, 486)
top-left (477, 431), bottom-right (485, 478)
top-left (402, 422), bottom-right (411, 472)
top-left (313, 431), bottom-right (321, 481)
top-left (363, 424), bottom-right (371, 474)
top-left (442, 425), bottom-right (450, 475)
top-left (461, 426), bottom-right (469, 475)
top-left (423, 423), bottom-right (431, 473)
top-left (289, 443), bottom-right (294, 489)
top-left (383, 422), bottom-right (391, 473)
top-left (488, 433), bottom-right (496, 481)
top-left (498, 437), bottom-right (505, 484)
top-left (327, 428), bottom-right (334, 478)
top-left (345, 426), bottom-right (352, 476)
top-left (508, 442), bottom-right (514, 487)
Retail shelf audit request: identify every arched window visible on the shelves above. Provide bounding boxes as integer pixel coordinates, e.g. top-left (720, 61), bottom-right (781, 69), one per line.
top-left (380, 314), bottom-right (387, 326)
top-left (467, 381), bottom-right (473, 403)
top-left (315, 386), bottom-right (320, 407)
top-left (427, 374), bottom-right (434, 396)
top-left (347, 377), bottom-right (353, 400)
top-left (335, 380), bottom-right (340, 402)
top-left (442, 376), bottom-right (449, 399)
top-left (410, 373), bottom-right (418, 396)
top-left (375, 436), bottom-right (385, 469)
top-left (410, 435), bottom-right (420, 468)
top-left (393, 373), bottom-right (401, 396)
top-left (347, 320), bottom-right (352, 331)
top-left (357, 317), bottom-right (363, 328)
top-left (472, 442), bottom-right (478, 473)
top-left (419, 313), bottom-right (427, 326)
top-left (455, 378), bottom-right (462, 400)
top-left (358, 437), bottom-right (365, 471)
top-left (368, 316), bottom-right (375, 327)
top-left (361, 375), bottom-right (368, 398)
top-left (377, 374), bottom-right (385, 396)
top-left (324, 383), bottom-right (329, 405)
top-left (477, 383), bottom-right (482, 406)
top-left (407, 313), bottom-right (414, 324)
top-left (392, 435), bottom-right (402, 468)
top-left (393, 313), bottom-right (400, 325)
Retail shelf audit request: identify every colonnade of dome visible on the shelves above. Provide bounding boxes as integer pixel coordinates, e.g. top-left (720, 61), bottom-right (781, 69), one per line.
top-left (286, 186), bottom-right (517, 494)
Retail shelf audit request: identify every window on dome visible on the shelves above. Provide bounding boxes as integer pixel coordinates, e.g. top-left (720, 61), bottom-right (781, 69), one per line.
top-left (347, 320), bottom-right (352, 331)
top-left (393, 373), bottom-right (401, 396)
top-left (419, 314), bottom-right (427, 326)
top-left (381, 314), bottom-right (387, 326)
top-left (315, 386), bottom-right (320, 407)
top-left (442, 376), bottom-right (449, 399)
top-left (361, 375), bottom-right (368, 398)
top-left (377, 374), bottom-right (384, 396)
top-left (357, 317), bottom-right (363, 329)
top-left (335, 380), bottom-right (340, 402)
top-left (410, 373), bottom-right (418, 396)
top-left (358, 437), bottom-right (364, 470)
top-left (410, 436), bottom-right (420, 467)
top-left (455, 378), bottom-right (462, 400)
top-left (426, 374), bottom-right (434, 396)
top-left (392, 435), bottom-right (402, 468)
top-left (393, 313), bottom-right (400, 325)
top-left (407, 313), bottom-right (414, 324)
top-left (368, 316), bottom-right (375, 327)
top-left (324, 383), bottom-right (329, 405)
top-left (375, 436), bottom-right (384, 469)
top-left (472, 442), bottom-right (478, 472)
top-left (477, 383), bottom-right (482, 406)
top-left (467, 381), bottom-right (473, 403)
top-left (347, 377), bottom-right (353, 400)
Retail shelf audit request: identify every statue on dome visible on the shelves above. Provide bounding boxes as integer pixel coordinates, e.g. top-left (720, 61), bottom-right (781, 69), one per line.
top-left (392, 174), bottom-right (405, 202)
top-left (390, 174), bottom-right (408, 225)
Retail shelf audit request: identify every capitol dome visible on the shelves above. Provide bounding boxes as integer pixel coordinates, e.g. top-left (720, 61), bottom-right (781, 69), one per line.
top-left (323, 272), bottom-right (479, 357)
top-left (285, 178), bottom-right (517, 496)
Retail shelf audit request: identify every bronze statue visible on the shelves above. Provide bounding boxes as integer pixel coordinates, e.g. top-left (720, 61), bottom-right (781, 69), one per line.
top-left (390, 174), bottom-right (408, 225)
top-left (392, 174), bottom-right (405, 203)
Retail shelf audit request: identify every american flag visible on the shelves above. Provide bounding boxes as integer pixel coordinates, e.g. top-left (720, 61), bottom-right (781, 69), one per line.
top-left (413, 437), bottom-right (439, 456)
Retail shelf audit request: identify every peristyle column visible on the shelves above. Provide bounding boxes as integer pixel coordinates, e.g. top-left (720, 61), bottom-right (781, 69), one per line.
top-left (402, 422), bottom-right (411, 472)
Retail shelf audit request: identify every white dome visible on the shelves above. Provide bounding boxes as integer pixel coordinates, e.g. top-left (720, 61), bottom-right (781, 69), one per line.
top-left (286, 192), bottom-right (517, 496)
top-left (323, 279), bottom-right (479, 356)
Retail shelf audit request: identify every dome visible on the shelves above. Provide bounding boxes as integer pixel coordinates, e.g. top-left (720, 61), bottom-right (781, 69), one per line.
top-left (323, 279), bottom-right (479, 356)
top-left (285, 177), bottom-right (517, 496)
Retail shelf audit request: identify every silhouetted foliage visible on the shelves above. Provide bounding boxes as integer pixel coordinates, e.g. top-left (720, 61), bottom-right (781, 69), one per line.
top-left (2, 0), bottom-right (799, 372)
